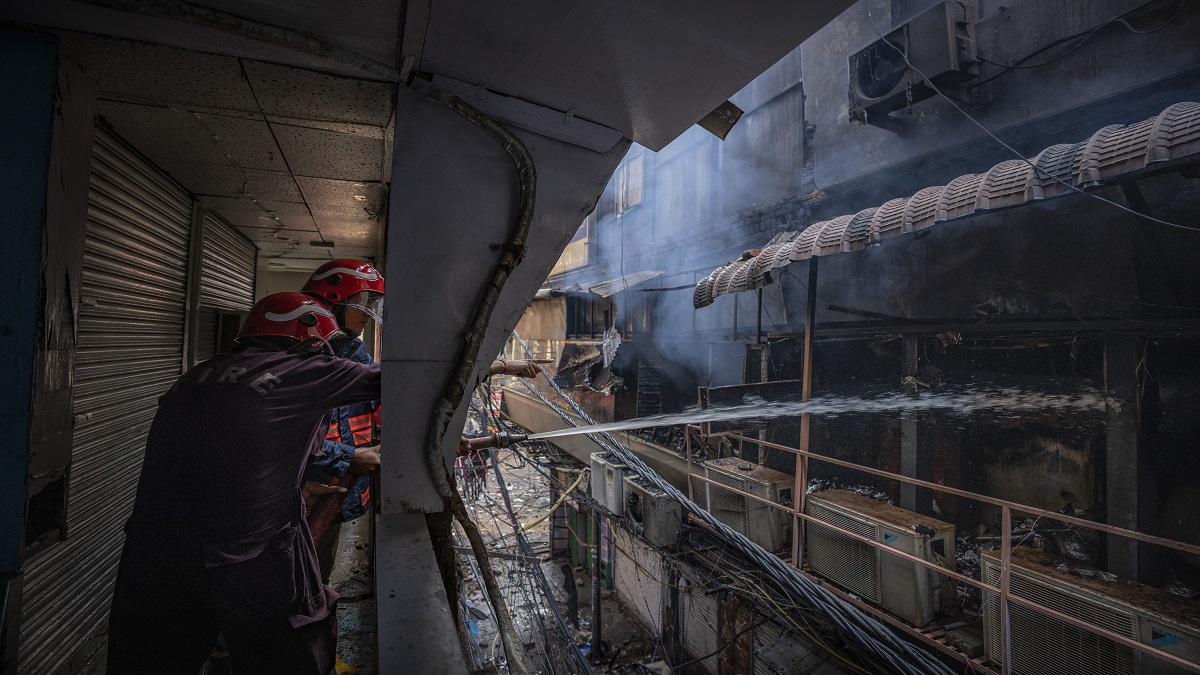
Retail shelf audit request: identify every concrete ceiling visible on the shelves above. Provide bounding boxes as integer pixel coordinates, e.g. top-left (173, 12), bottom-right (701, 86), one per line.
top-left (412, 1), bottom-right (857, 150)
top-left (6, 0), bottom-right (859, 268)
top-left (62, 33), bottom-right (391, 268)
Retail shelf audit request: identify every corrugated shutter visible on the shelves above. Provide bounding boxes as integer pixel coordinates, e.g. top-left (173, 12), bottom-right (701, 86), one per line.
top-left (193, 308), bottom-right (219, 363)
top-left (613, 529), bottom-right (664, 632)
top-left (199, 211), bottom-right (255, 311)
top-left (683, 585), bottom-right (721, 675)
top-left (191, 212), bottom-right (255, 363)
top-left (18, 126), bottom-right (192, 673)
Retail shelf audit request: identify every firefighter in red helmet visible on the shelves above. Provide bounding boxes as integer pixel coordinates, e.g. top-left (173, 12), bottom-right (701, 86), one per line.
top-left (107, 293), bottom-right (381, 674)
top-left (299, 259), bottom-right (547, 584)
top-left (299, 260), bottom-right (387, 582)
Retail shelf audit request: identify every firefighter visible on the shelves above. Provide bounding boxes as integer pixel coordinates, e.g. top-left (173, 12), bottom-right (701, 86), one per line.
top-left (299, 259), bottom-right (550, 581)
top-left (106, 293), bottom-right (381, 675)
top-left (298, 259), bottom-right (386, 582)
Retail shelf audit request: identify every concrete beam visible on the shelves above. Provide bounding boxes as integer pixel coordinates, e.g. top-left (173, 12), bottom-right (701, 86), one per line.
top-left (899, 336), bottom-right (933, 516)
top-left (380, 84), bottom-right (628, 514)
top-left (374, 513), bottom-right (469, 674)
top-left (1104, 333), bottom-right (1157, 582)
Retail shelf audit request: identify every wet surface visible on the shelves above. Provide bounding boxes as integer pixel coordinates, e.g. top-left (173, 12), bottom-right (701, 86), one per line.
top-left (331, 515), bottom-right (376, 674)
top-left (461, 448), bottom-right (661, 672)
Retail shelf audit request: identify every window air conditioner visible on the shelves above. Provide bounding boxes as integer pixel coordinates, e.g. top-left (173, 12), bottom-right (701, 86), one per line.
top-left (623, 474), bottom-right (682, 547)
top-left (848, 0), bottom-right (977, 128)
top-left (806, 490), bottom-right (954, 627)
top-left (590, 452), bottom-right (630, 514)
top-left (701, 458), bottom-right (793, 553)
top-left (981, 548), bottom-right (1200, 675)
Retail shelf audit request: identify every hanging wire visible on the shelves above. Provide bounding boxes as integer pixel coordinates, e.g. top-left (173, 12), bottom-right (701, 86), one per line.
top-left (864, 2), bottom-right (1198, 233)
top-left (509, 331), bottom-right (957, 675)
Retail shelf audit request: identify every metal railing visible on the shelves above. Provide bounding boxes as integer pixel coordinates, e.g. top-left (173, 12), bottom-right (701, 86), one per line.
top-left (683, 424), bottom-right (1200, 675)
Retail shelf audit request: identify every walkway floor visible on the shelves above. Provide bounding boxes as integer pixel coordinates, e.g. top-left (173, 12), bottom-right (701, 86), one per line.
top-left (331, 515), bottom-right (377, 674)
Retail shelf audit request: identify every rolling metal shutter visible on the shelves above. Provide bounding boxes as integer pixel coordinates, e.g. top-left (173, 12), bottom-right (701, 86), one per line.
top-left (199, 211), bottom-right (256, 312)
top-left (683, 582), bottom-right (721, 675)
top-left (193, 308), bottom-right (219, 363)
top-left (191, 212), bottom-right (256, 363)
top-left (18, 127), bottom-right (192, 673)
top-left (613, 528), bottom-right (664, 633)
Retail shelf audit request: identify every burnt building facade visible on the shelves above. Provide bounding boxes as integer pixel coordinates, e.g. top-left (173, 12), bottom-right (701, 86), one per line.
top-left (509, 1), bottom-right (1200, 671)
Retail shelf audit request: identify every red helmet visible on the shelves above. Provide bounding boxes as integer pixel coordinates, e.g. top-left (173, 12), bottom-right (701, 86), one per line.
top-left (301, 259), bottom-right (385, 305)
top-left (237, 293), bottom-right (342, 343)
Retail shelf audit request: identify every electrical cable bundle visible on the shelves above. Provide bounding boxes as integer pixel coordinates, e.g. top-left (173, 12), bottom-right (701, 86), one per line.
top-left (510, 332), bottom-right (958, 675)
top-left (468, 380), bottom-right (595, 675)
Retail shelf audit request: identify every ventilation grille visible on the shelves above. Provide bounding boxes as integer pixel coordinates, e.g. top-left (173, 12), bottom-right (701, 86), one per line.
top-left (982, 559), bottom-right (1137, 675)
top-left (807, 503), bottom-right (879, 602)
top-left (706, 471), bottom-right (748, 535)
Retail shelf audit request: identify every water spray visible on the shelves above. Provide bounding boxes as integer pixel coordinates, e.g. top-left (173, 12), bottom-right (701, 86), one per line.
top-left (523, 388), bottom-right (1107, 442)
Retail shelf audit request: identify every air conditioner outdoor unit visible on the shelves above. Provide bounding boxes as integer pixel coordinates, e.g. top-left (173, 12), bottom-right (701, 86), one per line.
top-left (848, 0), bottom-right (976, 127)
top-left (701, 458), bottom-right (793, 553)
top-left (806, 490), bottom-right (954, 627)
top-left (981, 548), bottom-right (1200, 675)
top-left (623, 474), bottom-right (683, 547)
top-left (590, 452), bottom-right (630, 514)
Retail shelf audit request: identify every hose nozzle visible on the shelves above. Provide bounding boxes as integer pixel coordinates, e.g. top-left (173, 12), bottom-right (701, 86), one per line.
top-left (461, 431), bottom-right (529, 452)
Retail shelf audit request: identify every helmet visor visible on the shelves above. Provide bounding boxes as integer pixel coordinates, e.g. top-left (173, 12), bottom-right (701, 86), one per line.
top-left (346, 292), bottom-right (384, 326)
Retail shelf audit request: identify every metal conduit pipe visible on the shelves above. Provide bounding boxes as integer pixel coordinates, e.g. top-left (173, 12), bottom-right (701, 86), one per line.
top-left (408, 77), bottom-right (537, 675)
top-left (509, 332), bottom-right (956, 675)
top-left (80, 0), bottom-right (403, 81)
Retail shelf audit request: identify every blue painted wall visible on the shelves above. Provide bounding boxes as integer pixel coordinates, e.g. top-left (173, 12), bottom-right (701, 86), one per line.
top-left (0, 28), bottom-right (56, 587)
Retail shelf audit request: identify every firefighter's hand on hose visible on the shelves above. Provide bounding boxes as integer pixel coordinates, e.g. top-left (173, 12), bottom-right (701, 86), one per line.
top-left (488, 358), bottom-right (552, 378)
top-left (348, 445), bottom-right (381, 475)
top-left (303, 481), bottom-right (347, 503)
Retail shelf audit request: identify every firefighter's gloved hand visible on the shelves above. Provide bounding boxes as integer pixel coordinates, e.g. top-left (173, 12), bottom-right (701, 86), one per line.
top-left (348, 445), bottom-right (381, 475)
top-left (489, 358), bottom-right (553, 378)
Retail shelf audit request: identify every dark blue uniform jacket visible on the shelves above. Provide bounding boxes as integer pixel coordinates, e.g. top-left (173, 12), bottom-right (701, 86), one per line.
top-left (303, 336), bottom-right (377, 521)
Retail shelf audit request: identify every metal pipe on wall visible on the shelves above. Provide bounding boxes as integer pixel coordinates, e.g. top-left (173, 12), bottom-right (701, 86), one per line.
top-left (791, 258), bottom-right (817, 567)
top-left (591, 509), bottom-right (603, 660)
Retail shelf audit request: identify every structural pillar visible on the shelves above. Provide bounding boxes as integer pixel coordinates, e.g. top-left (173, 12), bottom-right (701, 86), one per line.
top-left (899, 335), bottom-right (933, 516)
top-left (1104, 333), bottom-right (1156, 583)
top-left (1, 30), bottom-right (94, 675)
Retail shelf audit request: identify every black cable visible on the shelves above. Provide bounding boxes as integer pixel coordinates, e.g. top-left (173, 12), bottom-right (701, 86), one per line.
top-left (671, 616), bottom-right (771, 669)
top-left (485, 434), bottom-right (594, 675)
top-left (970, 0), bottom-right (1180, 88)
top-left (864, 3), bottom-right (1198, 234)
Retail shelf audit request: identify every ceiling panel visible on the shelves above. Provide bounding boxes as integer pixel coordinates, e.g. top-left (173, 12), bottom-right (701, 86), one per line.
top-left (157, 161), bottom-right (246, 196)
top-left (210, 208), bottom-right (316, 232)
top-left (199, 195), bottom-right (310, 214)
top-left (193, 114), bottom-right (288, 172)
top-left (163, 163), bottom-right (303, 203)
top-left (63, 34), bottom-right (258, 111)
top-left (311, 219), bottom-right (379, 248)
top-left (294, 176), bottom-right (387, 207)
top-left (199, 0), bottom-right (402, 67)
top-left (273, 126), bottom-right (384, 181)
top-left (273, 248), bottom-right (337, 260)
top-left (240, 228), bottom-right (327, 246)
top-left (308, 203), bottom-right (380, 220)
top-left (327, 246), bottom-right (380, 261)
top-left (265, 116), bottom-right (386, 140)
top-left (242, 61), bottom-right (394, 126)
top-left (97, 100), bottom-right (231, 167)
top-left (311, 218), bottom-right (379, 236)
top-left (217, 210), bottom-right (288, 230)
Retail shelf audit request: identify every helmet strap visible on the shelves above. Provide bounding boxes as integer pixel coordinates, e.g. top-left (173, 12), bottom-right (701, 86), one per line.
top-left (287, 336), bottom-right (335, 356)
